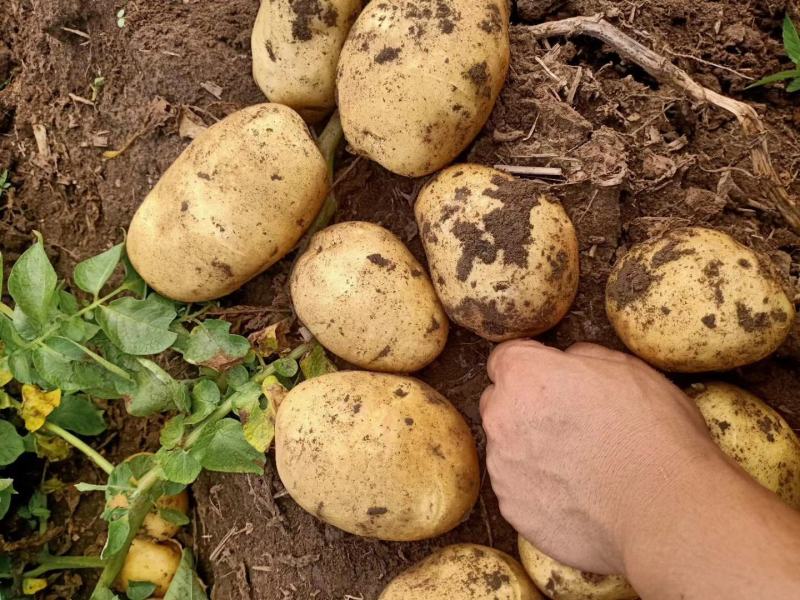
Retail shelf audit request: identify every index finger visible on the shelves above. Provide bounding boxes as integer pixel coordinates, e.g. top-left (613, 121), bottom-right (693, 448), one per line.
top-left (486, 339), bottom-right (557, 383)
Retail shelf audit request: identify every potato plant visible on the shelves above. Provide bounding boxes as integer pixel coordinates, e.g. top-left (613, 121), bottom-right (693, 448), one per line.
top-left (0, 234), bottom-right (336, 599)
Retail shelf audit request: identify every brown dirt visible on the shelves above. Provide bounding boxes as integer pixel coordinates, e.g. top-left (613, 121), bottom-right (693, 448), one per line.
top-left (1, 0), bottom-right (799, 599)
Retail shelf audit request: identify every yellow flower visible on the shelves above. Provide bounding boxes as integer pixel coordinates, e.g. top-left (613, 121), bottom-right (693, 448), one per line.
top-left (21, 385), bottom-right (61, 432)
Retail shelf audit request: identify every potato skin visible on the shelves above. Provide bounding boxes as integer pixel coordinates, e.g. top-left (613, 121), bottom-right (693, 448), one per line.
top-left (380, 544), bottom-right (541, 599)
top-left (109, 490), bottom-right (189, 541)
top-left (517, 537), bottom-right (637, 600)
top-left (606, 227), bottom-right (795, 372)
top-left (251, 0), bottom-right (363, 123)
top-left (337, 0), bottom-right (510, 176)
top-left (127, 103), bottom-right (329, 302)
top-left (275, 371), bottom-right (479, 541)
top-left (290, 221), bottom-right (448, 372)
top-left (115, 537), bottom-right (181, 597)
top-left (688, 382), bottom-right (800, 509)
top-left (415, 165), bottom-right (579, 341)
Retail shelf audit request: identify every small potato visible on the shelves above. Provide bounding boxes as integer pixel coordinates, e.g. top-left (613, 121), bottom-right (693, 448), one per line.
top-left (275, 371), bottom-right (479, 541)
top-left (251, 0), bottom-right (363, 123)
top-left (127, 103), bottom-right (329, 302)
top-left (688, 382), bottom-right (800, 509)
top-left (109, 490), bottom-right (189, 541)
top-left (115, 537), bottom-right (181, 598)
top-left (606, 227), bottom-right (795, 372)
top-left (380, 544), bottom-right (541, 599)
top-left (415, 164), bottom-right (579, 341)
top-left (337, 0), bottom-right (510, 176)
top-left (291, 221), bottom-right (448, 372)
top-left (517, 537), bottom-right (637, 600)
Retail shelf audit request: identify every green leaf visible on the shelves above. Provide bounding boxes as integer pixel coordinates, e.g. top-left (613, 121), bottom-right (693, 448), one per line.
top-left (75, 482), bottom-right (107, 493)
top-left (784, 15), bottom-right (800, 64)
top-left (0, 479), bottom-right (15, 520)
top-left (183, 320), bottom-right (250, 371)
top-left (0, 553), bottom-right (12, 578)
top-left (96, 296), bottom-right (177, 355)
top-left (787, 77), bottom-right (800, 92)
top-left (229, 382), bottom-right (262, 411)
top-left (102, 515), bottom-right (131, 558)
top-left (158, 507), bottom-right (190, 526)
top-left (225, 365), bottom-right (249, 389)
top-left (0, 421), bottom-right (25, 466)
top-left (106, 463), bottom-right (136, 499)
top-left (8, 350), bottom-right (42, 386)
top-left (74, 244), bottom-right (124, 297)
top-left (91, 588), bottom-right (121, 600)
top-left (0, 316), bottom-right (24, 351)
top-left (156, 448), bottom-right (202, 485)
top-left (273, 357), bottom-right (298, 378)
top-left (48, 395), bottom-right (106, 435)
top-left (127, 366), bottom-right (187, 417)
top-left (59, 290), bottom-right (80, 314)
top-left (12, 305), bottom-right (42, 339)
top-left (32, 345), bottom-right (75, 391)
top-left (126, 581), bottom-right (157, 600)
top-left (18, 490), bottom-right (49, 534)
top-left (191, 419), bottom-right (265, 474)
top-left (185, 380), bottom-right (221, 425)
top-left (121, 250), bottom-right (147, 298)
top-left (300, 344), bottom-right (337, 379)
top-left (163, 549), bottom-right (207, 600)
top-left (745, 68), bottom-right (800, 88)
top-left (160, 416), bottom-right (185, 449)
top-left (8, 236), bottom-right (57, 325)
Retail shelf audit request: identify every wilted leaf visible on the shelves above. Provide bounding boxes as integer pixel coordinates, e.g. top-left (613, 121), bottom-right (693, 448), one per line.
top-left (241, 403), bottom-right (275, 453)
top-left (184, 320), bottom-right (250, 371)
top-left (0, 357), bottom-right (12, 387)
top-left (248, 320), bottom-right (290, 357)
top-left (33, 433), bottom-right (70, 461)
top-left (260, 375), bottom-right (287, 412)
top-left (21, 384), bottom-right (61, 432)
top-left (22, 578), bottom-right (48, 594)
top-left (300, 344), bottom-right (337, 380)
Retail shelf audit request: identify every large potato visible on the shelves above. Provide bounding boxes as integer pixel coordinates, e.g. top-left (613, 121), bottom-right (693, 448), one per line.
top-left (415, 164), bottom-right (579, 341)
top-left (688, 382), bottom-right (800, 509)
top-left (251, 0), bottom-right (363, 123)
top-left (290, 221), bottom-right (448, 372)
top-left (115, 537), bottom-right (181, 597)
top-left (127, 103), bottom-right (329, 302)
top-left (518, 537), bottom-right (637, 600)
top-left (275, 371), bottom-right (479, 541)
top-left (380, 544), bottom-right (541, 599)
top-left (606, 227), bottom-right (794, 372)
top-left (337, 0), bottom-right (510, 176)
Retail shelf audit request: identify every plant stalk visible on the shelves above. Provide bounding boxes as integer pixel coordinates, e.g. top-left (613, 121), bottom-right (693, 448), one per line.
top-left (42, 422), bottom-right (115, 475)
top-left (24, 556), bottom-right (106, 578)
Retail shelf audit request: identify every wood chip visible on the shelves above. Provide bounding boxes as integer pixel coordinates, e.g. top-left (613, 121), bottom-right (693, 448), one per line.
top-left (493, 165), bottom-right (564, 178)
top-left (32, 124), bottom-right (51, 161)
top-left (200, 81), bottom-right (223, 99)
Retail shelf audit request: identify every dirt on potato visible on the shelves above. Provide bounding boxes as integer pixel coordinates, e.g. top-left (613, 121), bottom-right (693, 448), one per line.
top-left (1, 0), bottom-right (799, 599)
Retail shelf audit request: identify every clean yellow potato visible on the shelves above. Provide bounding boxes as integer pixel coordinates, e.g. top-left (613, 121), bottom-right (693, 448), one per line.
top-left (115, 537), bottom-right (181, 598)
top-left (415, 164), bottom-right (579, 341)
top-left (127, 103), bottom-right (329, 302)
top-left (109, 490), bottom-right (189, 541)
top-left (518, 537), bottom-right (637, 600)
top-left (337, 0), bottom-right (510, 176)
top-left (290, 221), bottom-right (448, 372)
top-left (251, 0), bottom-right (363, 123)
top-left (275, 371), bottom-right (480, 541)
top-left (380, 544), bottom-right (542, 599)
top-left (688, 382), bottom-right (800, 509)
top-left (606, 227), bottom-right (794, 372)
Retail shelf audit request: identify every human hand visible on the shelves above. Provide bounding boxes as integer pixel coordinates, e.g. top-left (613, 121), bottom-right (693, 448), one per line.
top-left (480, 340), bottom-right (723, 574)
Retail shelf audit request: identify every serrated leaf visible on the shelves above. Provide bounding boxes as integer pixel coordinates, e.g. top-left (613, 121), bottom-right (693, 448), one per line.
top-left (0, 479), bottom-right (14, 520)
top-left (21, 385), bottom-right (61, 432)
top-left (156, 448), bottom-right (202, 485)
top-left (97, 296), bottom-right (177, 355)
top-left (184, 320), bottom-right (250, 372)
top-left (102, 515), bottom-right (131, 558)
top-left (185, 380), bottom-right (221, 425)
top-left (48, 395), bottom-right (106, 435)
top-left (159, 507), bottom-right (190, 526)
top-left (191, 418), bottom-right (265, 474)
top-left (74, 243), bottom-right (124, 296)
top-left (126, 581), bottom-right (158, 600)
top-left (300, 344), bottom-right (337, 379)
top-left (160, 416), bottom-right (185, 449)
top-left (0, 421), bottom-right (25, 466)
top-left (8, 237), bottom-right (57, 325)
top-left (164, 549), bottom-right (207, 600)
top-left (784, 15), bottom-right (800, 64)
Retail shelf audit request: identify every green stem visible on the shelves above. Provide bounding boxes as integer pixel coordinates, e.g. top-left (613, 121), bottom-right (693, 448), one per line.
top-left (24, 556), bottom-right (106, 578)
top-left (317, 110), bottom-right (343, 166)
top-left (0, 303), bottom-right (13, 318)
top-left (42, 422), bottom-right (115, 475)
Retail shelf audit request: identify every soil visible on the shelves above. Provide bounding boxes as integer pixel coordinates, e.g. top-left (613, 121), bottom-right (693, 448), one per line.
top-left (1, 0), bottom-right (799, 599)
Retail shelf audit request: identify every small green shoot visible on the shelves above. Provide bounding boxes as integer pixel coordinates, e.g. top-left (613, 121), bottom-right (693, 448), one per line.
top-left (90, 77), bottom-right (106, 103)
top-left (0, 170), bottom-right (10, 200)
top-left (116, 9), bottom-right (126, 28)
top-left (747, 15), bottom-right (800, 92)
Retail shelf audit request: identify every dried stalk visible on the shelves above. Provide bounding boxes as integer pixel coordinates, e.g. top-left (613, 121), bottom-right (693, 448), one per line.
top-left (524, 15), bottom-right (800, 234)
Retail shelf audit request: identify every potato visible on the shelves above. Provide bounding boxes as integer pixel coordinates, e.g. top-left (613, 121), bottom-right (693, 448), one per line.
top-left (109, 490), bottom-right (189, 541)
top-left (337, 0), bottom-right (510, 176)
top-left (688, 382), bottom-right (800, 509)
top-left (127, 103), bottom-right (329, 302)
top-left (275, 371), bottom-right (479, 541)
top-left (606, 227), bottom-right (795, 372)
top-left (517, 537), bottom-right (637, 600)
top-left (290, 221), bottom-right (448, 372)
top-left (380, 544), bottom-right (541, 599)
top-left (251, 0), bottom-right (363, 123)
top-left (115, 537), bottom-right (181, 597)
top-left (415, 164), bottom-right (579, 341)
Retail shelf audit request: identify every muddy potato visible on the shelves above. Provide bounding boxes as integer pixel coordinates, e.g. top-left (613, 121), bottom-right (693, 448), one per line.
top-left (127, 103), bottom-right (329, 302)
top-left (109, 490), bottom-right (189, 541)
top-left (337, 0), bottom-right (510, 176)
top-left (251, 0), bottom-right (363, 123)
top-left (415, 165), bottom-right (579, 341)
top-left (290, 221), bottom-right (448, 372)
top-left (115, 537), bottom-right (181, 597)
top-left (275, 371), bottom-right (480, 541)
top-left (688, 382), bottom-right (800, 509)
top-left (606, 227), bottom-right (795, 372)
top-left (380, 544), bottom-right (541, 599)
top-left (518, 537), bottom-right (637, 600)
